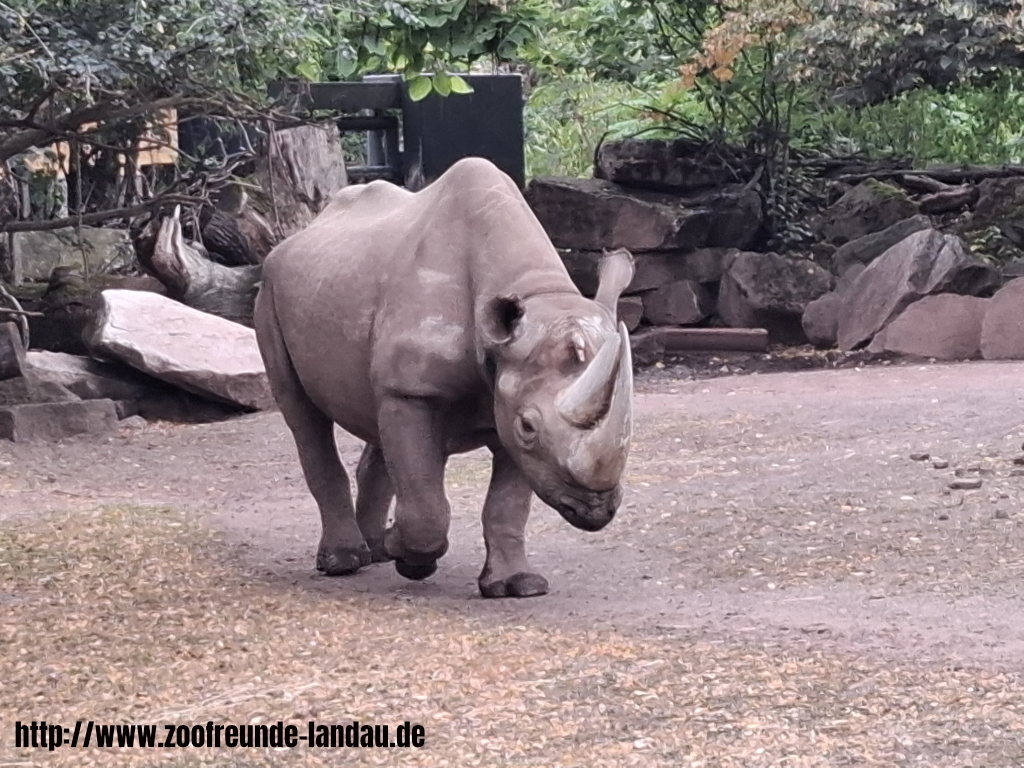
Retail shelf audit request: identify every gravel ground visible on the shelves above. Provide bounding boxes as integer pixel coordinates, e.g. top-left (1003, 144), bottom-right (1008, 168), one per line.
top-left (1, 356), bottom-right (1023, 765)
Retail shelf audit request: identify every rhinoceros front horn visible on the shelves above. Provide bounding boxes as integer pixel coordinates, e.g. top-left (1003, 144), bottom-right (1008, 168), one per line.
top-left (555, 323), bottom-right (630, 430)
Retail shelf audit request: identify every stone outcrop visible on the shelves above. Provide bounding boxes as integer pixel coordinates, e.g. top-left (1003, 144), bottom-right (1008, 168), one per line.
top-left (526, 177), bottom-right (761, 252)
top-left (831, 214), bottom-right (932, 276)
top-left (717, 252), bottom-right (832, 344)
top-left (11, 226), bottom-right (134, 284)
top-left (815, 180), bottom-right (920, 245)
top-left (641, 280), bottom-right (712, 326)
top-left (868, 294), bottom-right (988, 360)
top-left (837, 229), bottom-right (1000, 351)
top-left (594, 138), bottom-right (760, 193)
top-left (981, 278), bottom-right (1024, 360)
top-left (0, 400), bottom-right (120, 442)
top-left (87, 290), bottom-right (274, 410)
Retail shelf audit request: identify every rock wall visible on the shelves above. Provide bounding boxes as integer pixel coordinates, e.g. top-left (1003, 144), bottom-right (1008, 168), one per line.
top-left (525, 138), bottom-right (1024, 362)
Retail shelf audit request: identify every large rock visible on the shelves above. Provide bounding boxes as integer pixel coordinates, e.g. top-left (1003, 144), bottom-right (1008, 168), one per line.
top-left (594, 138), bottom-right (760, 193)
top-left (562, 247), bottom-right (737, 296)
top-left (964, 178), bottom-right (1024, 242)
top-left (0, 376), bottom-right (80, 406)
top-left (981, 278), bottom-right (1024, 360)
top-left (831, 214), bottom-right (932, 276)
top-left (0, 400), bottom-right (119, 442)
top-left (24, 350), bottom-right (168, 402)
top-left (641, 280), bottom-right (713, 325)
top-left (801, 264), bottom-right (866, 349)
top-left (869, 294), bottom-right (988, 360)
top-left (837, 229), bottom-right (1000, 351)
top-left (11, 227), bottom-right (134, 284)
top-left (87, 290), bottom-right (274, 410)
top-left (617, 296), bottom-right (643, 332)
top-left (815, 180), bottom-right (919, 245)
top-left (526, 177), bottom-right (761, 251)
top-left (0, 322), bottom-right (26, 381)
top-left (717, 252), bottom-right (832, 344)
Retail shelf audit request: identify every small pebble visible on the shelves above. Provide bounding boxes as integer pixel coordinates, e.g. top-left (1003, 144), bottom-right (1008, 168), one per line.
top-left (932, 459), bottom-right (949, 469)
top-left (949, 478), bottom-right (983, 490)
top-left (1013, 456), bottom-right (1024, 465)
top-left (910, 452), bottom-right (930, 461)
top-left (994, 509), bottom-right (1009, 520)
top-left (937, 513), bottom-right (950, 521)
top-left (1011, 468), bottom-right (1024, 477)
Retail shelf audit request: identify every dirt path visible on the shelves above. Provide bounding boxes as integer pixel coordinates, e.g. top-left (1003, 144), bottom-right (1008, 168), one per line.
top-left (2, 360), bottom-right (1022, 671)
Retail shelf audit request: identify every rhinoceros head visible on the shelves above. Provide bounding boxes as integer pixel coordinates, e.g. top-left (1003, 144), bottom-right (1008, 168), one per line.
top-left (481, 249), bottom-right (635, 532)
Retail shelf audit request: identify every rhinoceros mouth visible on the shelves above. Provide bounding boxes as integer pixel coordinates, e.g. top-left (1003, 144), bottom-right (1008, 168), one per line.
top-left (555, 490), bottom-right (619, 532)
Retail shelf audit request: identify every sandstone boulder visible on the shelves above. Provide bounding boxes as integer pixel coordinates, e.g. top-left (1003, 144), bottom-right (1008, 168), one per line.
top-left (837, 229), bottom-right (1000, 351)
top-left (868, 294), bottom-right (988, 360)
top-left (981, 278), bottom-right (1024, 360)
top-left (801, 263), bottom-right (866, 349)
top-left (0, 322), bottom-right (26, 381)
top-left (0, 400), bottom-right (120, 442)
top-left (11, 226), bottom-right (134, 284)
top-left (717, 252), bottom-right (832, 344)
top-left (594, 138), bottom-right (760, 193)
top-left (617, 296), bottom-right (643, 332)
top-left (831, 214), bottom-right (932, 276)
top-left (526, 177), bottom-right (760, 251)
top-left (641, 280), bottom-right (713, 325)
top-left (562, 248), bottom-right (737, 297)
top-left (25, 350), bottom-right (168, 402)
top-left (815, 180), bottom-right (919, 245)
top-left (87, 290), bottom-right (274, 410)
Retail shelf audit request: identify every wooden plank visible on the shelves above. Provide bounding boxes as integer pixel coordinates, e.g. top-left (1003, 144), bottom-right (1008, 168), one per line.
top-left (0, 322), bottom-right (26, 381)
top-left (269, 81), bottom-right (402, 112)
top-left (631, 327), bottom-right (769, 355)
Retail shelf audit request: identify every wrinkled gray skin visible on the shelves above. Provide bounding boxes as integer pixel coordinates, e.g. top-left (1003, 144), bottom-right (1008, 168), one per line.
top-left (254, 157), bottom-right (634, 598)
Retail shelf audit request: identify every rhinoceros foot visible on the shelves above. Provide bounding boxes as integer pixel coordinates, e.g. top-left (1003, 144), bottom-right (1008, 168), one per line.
top-left (479, 572), bottom-right (549, 599)
top-left (394, 560), bottom-right (438, 580)
top-left (315, 543), bottom-right (372, 576)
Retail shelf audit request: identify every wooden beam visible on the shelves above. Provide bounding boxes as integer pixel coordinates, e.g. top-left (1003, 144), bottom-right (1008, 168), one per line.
top-left (631, 327), bottom-right (769, 357)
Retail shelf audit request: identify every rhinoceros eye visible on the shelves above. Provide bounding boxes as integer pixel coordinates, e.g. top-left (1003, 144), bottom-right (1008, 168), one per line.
top-left (514, 410), bottom-right (540, 450)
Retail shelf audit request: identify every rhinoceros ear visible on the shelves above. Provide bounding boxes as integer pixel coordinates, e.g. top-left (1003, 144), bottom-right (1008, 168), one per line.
top-left (480, 295), bottom-right (524, 347)
top-left (594, 248), bottom-right (634, 316)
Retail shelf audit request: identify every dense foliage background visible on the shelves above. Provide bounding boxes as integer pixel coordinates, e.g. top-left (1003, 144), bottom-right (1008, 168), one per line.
top-left (2, 0), bottom-right (1023, 190)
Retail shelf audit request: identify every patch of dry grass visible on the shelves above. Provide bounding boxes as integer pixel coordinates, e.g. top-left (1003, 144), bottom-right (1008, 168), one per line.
top-left (1, 506), bottom-right (1022, 767)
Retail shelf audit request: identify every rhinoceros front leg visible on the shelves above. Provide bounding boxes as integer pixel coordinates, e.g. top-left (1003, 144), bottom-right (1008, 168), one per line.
top-left (355, 443), bottom-right (395, 563)
top-left (377, 397), bottom-right (451, 580)
top-left (478, 446), bottom-right (549, 598)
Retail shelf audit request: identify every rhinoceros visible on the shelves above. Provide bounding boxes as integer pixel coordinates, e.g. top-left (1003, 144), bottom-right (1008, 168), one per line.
top-left (254, 157), bottom-right (634, 598)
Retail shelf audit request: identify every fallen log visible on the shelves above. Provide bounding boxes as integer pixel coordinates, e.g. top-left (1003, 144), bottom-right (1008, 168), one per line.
top-left (139, 206), bottom-right (262, 327)
top-left (836, 164), bottom-right (1024, 186)
top-left (0, 322), bottom-right (26, 381)
top-left (918, 184), bottom-right (980, 215)
top-left (900, 174), bottom-right (953, 194)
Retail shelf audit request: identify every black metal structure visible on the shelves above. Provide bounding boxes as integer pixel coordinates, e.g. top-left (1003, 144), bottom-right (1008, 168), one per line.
top-left (269, 73), bottom-right (524, 189)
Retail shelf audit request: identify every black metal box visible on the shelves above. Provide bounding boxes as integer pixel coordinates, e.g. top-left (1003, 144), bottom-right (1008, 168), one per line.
top-left (399, 73), bottom-right (524, 189)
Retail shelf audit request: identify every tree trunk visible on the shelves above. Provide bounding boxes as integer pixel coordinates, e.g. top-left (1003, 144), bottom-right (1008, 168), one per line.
top-left (0, 322), bottom-right (26, 380)
top-left (137, 121), bottom-right (348, 325)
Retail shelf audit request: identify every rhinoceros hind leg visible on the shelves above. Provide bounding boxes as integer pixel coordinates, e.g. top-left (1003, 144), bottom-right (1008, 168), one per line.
top-left (477, 446), bottom-right (549, 599)
top-left (376, 397), bottom-right (452, 579)
top-left (355, 443), bottom-right (395, 563)
top-left (255, 285), bottom-right (368, 576)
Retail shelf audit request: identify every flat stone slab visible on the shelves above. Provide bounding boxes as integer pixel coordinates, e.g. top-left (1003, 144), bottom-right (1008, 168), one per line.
top-left (25, 350), bottom-right (167, 402)
top-left (0, 399), bottom-right (119, 442)
top-left (88, 290), bottom-right (274, 410)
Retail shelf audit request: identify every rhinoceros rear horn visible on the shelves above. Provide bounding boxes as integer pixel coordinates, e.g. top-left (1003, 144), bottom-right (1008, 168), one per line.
top-left (593, 248), bottom-right (634, 317)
